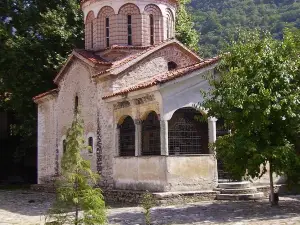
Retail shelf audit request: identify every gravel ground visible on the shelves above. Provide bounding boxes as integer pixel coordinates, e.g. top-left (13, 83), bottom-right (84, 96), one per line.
top-left (0, 190), bottom-right (300, 225)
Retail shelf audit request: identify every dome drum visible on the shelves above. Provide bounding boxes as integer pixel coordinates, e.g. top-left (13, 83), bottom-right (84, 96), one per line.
top-left (82, 0), bottom-right (177, 50)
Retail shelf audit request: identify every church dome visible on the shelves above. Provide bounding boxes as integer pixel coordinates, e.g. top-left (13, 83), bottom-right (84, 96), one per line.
top-left (81, 0), bottom-right (178, 50)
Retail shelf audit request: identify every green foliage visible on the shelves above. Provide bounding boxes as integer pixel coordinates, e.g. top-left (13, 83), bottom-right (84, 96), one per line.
top-left (190, 0), bottom-right (300, 57)
top-left (141, 191), bottom-right (156, 225)
top-left (0, 0), bottom-right (83, 159)
top-left (47, 113), bottom-right (106, 225)
top-left (176, 0), bottom-right (200, 52)
top-left (198, 29), bottom-right (300, 203)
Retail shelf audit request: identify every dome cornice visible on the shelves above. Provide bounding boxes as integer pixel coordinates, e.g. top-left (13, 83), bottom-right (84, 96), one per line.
top-left (80, 0), bottom-right (179, 9)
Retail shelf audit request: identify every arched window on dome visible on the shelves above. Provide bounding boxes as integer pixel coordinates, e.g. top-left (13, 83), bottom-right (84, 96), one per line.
top-left (119, 3), bottom-right (141, 46)
top-left (97, 6), bottom-right (114, 49)
top-left (85, 11), bottom-right (95, 49)
top-left (145, 4), bottom-right (163, 45)
top-left (150, 15), bottom-right (154, 45)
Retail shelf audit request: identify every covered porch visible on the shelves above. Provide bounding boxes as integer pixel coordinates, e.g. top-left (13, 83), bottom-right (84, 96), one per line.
top-left (104, 65), bottom-right (219, 192)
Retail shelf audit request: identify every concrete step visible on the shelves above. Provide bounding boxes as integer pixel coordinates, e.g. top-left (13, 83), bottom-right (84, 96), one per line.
top-left (220, 187), bottom-right (258, 194)
top-left (217, 192), bottom-right (264, 201)
top-left (218, 181), bottom-right (251, 189)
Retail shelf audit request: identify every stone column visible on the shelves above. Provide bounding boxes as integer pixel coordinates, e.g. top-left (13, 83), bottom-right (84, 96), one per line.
top-left (135, 120), bottom-right (142, 156)
top-left (208, 117), bottom-right (218, 154)
top-left (160, 120), bottom-right (169, 156)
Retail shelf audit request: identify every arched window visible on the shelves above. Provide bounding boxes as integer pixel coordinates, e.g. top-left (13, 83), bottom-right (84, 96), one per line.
top-left (88, 137), bottom-right (94, 153)
top-left (142, 111), bottom-right (161, 156)
top-left (127, 15), bottom-right (132, 45)
top-left (75, 96), bottom-right (79, 113)
top-left (168, 108), bottom-right (208, 155)
top-left (145, 4), bottom-right (163, 45)
top-left (150, 15), bottom-right (154, 45)
top-left (63, 139), bottom-right (67, 153)
top-left (168, 61), bottom-right (177, 71)
top-left (105, 17), bottom-right (110, 47)
top-left (119, 116), bottom-right (135, 156)
top-left (85, 11), bottom-right (95, 49)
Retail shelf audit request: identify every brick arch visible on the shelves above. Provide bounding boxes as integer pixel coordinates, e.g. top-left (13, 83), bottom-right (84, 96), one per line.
top-left (165, 8), bottom-right (175, 38)
top-left (97, 6), bottom-right (115, 18)
top-left (85, 10), bottom-right (95, 24)
top-left (118, 3), bottom-right (141, 15)
top-left (85, 11), bottom-right (95, 49)
top-left (144, 4), bottom-right (162, 16)
top-left (165, 8), bottom-right (174, 21)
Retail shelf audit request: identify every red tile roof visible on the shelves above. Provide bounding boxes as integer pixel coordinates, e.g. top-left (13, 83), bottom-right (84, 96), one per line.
top-left (102, 56), bottom-right (220, 99)
top-left (33, 89), bottom-right (58, 102)
top-left (74, 49), bottom-right (112, 65)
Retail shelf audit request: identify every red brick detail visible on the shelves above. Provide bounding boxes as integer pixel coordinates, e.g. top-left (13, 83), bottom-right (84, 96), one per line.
top-left (144, 4), bottom-right (162, 16)
top-left (97, 6), bottom-right (115, 18)
top-left (102, 56), bottom-right (220, 99)
top-left (118, 3), bottom-right (140, 15)
top-left (33, 89), bottom-right (58, 101)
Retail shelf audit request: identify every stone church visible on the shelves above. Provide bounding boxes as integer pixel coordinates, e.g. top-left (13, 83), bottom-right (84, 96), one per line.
top-left (33, 0), bottom-right (221, 193)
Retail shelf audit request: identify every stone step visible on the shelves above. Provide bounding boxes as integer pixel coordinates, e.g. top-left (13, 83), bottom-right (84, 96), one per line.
top-left (218, 181), bottom-right (251, 189)
top-left (220, 187), bottom-right (258, 195)
top-left (217, 192), bottom-right (264, 201)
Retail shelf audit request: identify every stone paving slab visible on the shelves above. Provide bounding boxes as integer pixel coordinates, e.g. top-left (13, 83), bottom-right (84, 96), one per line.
top-left (0, 190), bottom-right (300, 224)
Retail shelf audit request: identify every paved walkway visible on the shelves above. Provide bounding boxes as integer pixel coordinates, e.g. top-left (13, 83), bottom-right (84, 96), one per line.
top-left (0, 190), bottom-right (300, 224)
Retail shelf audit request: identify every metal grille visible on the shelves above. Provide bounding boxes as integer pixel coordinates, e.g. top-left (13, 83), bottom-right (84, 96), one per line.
top-left (142, 112), bottom-right (161, 156)
top-left (119, 116), bottom-right (135, 156)
top-left (169, 108), bottom-right (208, 155)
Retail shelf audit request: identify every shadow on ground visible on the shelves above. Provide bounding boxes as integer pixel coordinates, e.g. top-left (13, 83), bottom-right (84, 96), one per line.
top-left (109, 197), bottom-right (300, 224)
top-left (0, 190), bottom-right (300, 225)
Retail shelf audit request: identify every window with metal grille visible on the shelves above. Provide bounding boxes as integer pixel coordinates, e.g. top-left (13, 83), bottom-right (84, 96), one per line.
top-left (119, 116), bottom-right (135, 156)
top-left (106, 17), bottom-right (110, 47)
top-left (142, 112), bottom-right (161, 156)
top-left (88, 137), bottom-right (93, 153)
top-left (168, 108), bottom-right (208, 155)
top-left (127, 15), bottom-right (132, 45)
top-left (150, 15), bottom-right (154, 45)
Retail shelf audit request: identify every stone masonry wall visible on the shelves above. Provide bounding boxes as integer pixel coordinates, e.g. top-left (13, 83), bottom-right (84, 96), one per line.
top-left (55, 60), bottom-right (98, 173)
top-left (37, 98), bottom-right (57, 184)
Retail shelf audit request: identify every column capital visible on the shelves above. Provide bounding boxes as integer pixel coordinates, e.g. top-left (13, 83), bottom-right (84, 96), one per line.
top-left (208, 117), bottom-right (218, 122)
top-left (134, 119), bottom-right (142, 125)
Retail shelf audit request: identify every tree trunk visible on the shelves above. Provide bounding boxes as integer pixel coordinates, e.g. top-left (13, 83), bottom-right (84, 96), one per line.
top-left (75, 203), bottom-right (79, 225)
top-left (269, 162), bottom-right (277, 206)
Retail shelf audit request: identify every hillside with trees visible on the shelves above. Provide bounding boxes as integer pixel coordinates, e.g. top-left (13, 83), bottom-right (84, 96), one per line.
top-left (189, 0), bottom-right (300, 57)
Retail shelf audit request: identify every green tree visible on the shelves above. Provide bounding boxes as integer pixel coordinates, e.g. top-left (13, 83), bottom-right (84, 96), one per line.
top-left (47, 113), bottom-right (106, 225)
top-left (0, 0), bottom-right (83, 161)
top-left (198, 29), bottom-right (300, 205)
top-left (176, 0), bottom-right (200, 52)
